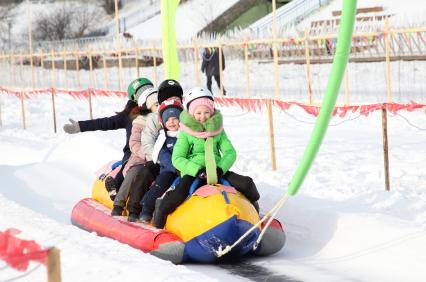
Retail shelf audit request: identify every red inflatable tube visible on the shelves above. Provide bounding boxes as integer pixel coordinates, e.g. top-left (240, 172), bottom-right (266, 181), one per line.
top-left (71, 198), bottom-right (182, 253)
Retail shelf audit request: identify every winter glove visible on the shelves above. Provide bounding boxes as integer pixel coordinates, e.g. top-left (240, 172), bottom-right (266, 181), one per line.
top-left (63, 118), bottom-right (80, 134)
top-left (197, 169), bottom-right (207, 180)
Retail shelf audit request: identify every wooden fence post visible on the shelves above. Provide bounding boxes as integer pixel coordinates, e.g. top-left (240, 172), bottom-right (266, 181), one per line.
top-left (51, 88), bottom-right (57, 133)
top-left (272, 0), bottom-right (280, 100)
top-left (20, 90), bottom-right (27, 130)
top-left (75, 48), bottom-right (81, 88)
top-left (102, 50), bottom-right (108, 90)
top-left (12, 53), bottom-right (17, 87)
top-left (47, 247), bottom-right (61, 282)
top-left (267, 99), bottom-right (277, 170)
top-left (384, 18), bottom-right (392, 102)
top-left (19, 52), bottom-right (24, 86)
top-left (151, 45), bottom-right (158, 86)
top-left (381, 105), bottom-right (390, 191)
top-left (50, 49), bottom-right (57, 89)
top-left (218, 41), bottom-right (225, 97)
top-left (244, 36), bottom-right (251, 98)
top-left (63, 48), bottom-right (68, 90)
top-left (88, 50), bottom-right (94, 88)
top-left (40, 51), bottom-right (45, 88)
top-left (88, 88), bottom-right (94, 120)
top-left (304, 28), bottom-right (313, 105)
top-left (344, 67), bottom-right (350, 105)
top-left (135, 47), bottom-right (140, 77)
top-left (193, 38), bottom-right (201, 85)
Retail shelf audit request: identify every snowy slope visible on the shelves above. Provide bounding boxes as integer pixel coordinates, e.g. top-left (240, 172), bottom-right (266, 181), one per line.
top-left (1, 0), bottom-right (426, 281)
top-left (1, 93), bottom-right (426, 281)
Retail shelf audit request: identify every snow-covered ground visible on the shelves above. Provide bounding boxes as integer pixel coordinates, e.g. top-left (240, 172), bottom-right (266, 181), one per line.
top-left (1, 0), bottom-right (426, 281)
top-left (1, 91), bottom-right (426, 281)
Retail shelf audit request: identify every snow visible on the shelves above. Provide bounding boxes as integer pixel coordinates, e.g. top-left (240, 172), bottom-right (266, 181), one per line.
top-left (1, 0), bottom-right (426, 281)
top-left (1, 93), bottom-right (426, 281)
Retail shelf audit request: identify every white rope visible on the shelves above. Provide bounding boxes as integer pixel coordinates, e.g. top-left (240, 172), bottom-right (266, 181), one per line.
top-left (215, 192), bottom-right (290, 257)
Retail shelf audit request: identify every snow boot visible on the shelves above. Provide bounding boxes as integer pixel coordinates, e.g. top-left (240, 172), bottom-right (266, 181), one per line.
top-left (139, 212), bottom-right (152, 224)
top-left (128, 213), bottom-right (139, 222)
top-left (111, 205), bottom-right (124, 216)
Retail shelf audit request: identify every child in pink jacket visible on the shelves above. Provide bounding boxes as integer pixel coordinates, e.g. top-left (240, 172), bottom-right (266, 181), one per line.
top-left (111, 87), bottom-right (160, 222)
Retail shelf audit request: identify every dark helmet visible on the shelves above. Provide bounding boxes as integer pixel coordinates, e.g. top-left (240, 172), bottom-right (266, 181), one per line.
top-left (157, 79), bottom-right (183, 104)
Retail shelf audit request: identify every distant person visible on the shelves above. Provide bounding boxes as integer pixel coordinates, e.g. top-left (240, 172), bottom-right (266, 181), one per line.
top-left (63, 77), bottom-right (154, 199)
top-left (201, 47), bottom-right (226, 96)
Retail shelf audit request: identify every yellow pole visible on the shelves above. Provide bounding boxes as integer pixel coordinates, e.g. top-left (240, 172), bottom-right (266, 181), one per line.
top-left (384, 18), bottom-right (392, 102)
top-left (272, 0), bottom-right (280, 100)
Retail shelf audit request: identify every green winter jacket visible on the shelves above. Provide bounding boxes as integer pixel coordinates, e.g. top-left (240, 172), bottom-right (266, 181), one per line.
top-left (172, 110), bottom-right (236, 177)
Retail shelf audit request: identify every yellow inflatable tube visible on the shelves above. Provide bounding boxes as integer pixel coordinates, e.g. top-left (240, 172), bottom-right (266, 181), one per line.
top-left (165, 185), bottom-right (260, 242)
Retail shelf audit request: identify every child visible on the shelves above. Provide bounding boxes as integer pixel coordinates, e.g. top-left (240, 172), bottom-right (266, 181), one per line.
top-left (139, 99), bottom-right (183, 223)
top-left (153, 87), bottom-right (260, 228)
top-left (125, 80), bottom-right (184, 221)
top-left (63, 77), bottom-right (154, 199)
top-left (111, 87), bottom-right (160, 222)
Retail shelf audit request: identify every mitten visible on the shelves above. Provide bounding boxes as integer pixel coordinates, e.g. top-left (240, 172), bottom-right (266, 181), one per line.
top-left (63, 118), bottom-right (80, 134)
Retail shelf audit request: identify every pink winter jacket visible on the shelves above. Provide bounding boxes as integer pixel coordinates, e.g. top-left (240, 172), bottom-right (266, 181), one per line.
top-left (123, 115), bottom-right (148, 176)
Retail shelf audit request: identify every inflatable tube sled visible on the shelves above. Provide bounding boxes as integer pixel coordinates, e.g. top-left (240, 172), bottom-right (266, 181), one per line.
top-left (71, 161), bottom-right (286, 264)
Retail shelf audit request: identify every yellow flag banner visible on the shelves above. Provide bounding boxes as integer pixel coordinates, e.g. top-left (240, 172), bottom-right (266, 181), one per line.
top-left (161, 0), bottom-right (181, 80)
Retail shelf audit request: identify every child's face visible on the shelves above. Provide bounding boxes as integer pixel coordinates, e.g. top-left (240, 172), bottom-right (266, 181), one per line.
top-left (150, 102), bottom-right (159, 113)
top-left (169, 96), bottom-right (182, 103)
top-left (193, 105), bottom-right (212, 123)
top-left (165, 117), bottom-right (179, 131)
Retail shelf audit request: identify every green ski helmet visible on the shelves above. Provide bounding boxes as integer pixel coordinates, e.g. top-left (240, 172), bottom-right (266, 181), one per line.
top-left (127, 77), bottom-right (154, 101)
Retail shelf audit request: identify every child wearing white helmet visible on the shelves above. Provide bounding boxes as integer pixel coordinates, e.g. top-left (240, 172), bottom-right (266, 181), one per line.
top-left (111, 87), bottom-right (161, 222)
top-left (153, 87), bottom-right (260, 228)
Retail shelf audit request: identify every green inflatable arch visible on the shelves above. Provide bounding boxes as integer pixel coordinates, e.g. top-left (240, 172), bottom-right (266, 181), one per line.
top-left (287, 0), bottom-right (357, 196)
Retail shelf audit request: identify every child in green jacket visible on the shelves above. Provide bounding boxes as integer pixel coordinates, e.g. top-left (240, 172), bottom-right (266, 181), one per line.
top-left (154, 87), bottom-right (259, 228)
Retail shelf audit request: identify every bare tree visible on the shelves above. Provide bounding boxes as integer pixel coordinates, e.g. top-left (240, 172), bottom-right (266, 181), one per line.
top-left (101, 0), bottom-right (122, 15)
top-left (0, 4), bottom-right (17, 49)
top-left (32, 3), bottom-right (106, 41)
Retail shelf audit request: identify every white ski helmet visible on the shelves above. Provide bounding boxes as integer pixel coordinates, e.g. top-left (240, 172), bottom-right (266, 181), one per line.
top-left (182, 87), bottom-right (214, 110)
top-left (137, 87), bottom-right (158, 109)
